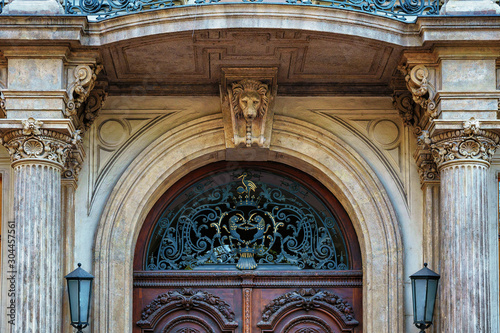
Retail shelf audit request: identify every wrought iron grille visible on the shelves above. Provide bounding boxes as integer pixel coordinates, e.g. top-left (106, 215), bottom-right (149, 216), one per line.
top-left (64, 0), bottom-right (438, 22)
top-left (145, 168), bottom-right (349, 271)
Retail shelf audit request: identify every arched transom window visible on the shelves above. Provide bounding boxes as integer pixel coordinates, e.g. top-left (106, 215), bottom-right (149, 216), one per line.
top-left (143, 163), bottom-right (352, 271)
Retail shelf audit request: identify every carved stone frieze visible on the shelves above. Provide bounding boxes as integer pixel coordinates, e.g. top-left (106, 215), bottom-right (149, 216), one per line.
top-left (227, 79), bottom-right (271, 148)
top-left (398, 64), bottom-right (437, 119)
top-left (137, 288), bottom-right (237, 329)
top-left (258, 288), bottom-right (358, 327)
top-left (65, 64), bottom-right (103, 117)
top-left (0, 118), bottom-right (81, 169)
top-left (422, 119), bottom-right (500, 168)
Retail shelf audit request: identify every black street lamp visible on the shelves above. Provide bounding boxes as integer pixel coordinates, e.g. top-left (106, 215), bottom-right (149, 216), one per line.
top-left (65, 263), bottom-right (94, 333)
top-left (410, 263), bottom-right (440, 333)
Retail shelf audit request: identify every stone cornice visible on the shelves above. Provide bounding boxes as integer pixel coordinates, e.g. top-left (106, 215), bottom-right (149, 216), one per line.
top-left (2, 9), bottom-right (500, 48)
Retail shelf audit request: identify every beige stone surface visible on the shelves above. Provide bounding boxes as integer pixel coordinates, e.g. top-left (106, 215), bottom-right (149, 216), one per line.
top-left (0, 6), bottom-right (499, 333)
top-left (89, 106), bottom-right (406, 332)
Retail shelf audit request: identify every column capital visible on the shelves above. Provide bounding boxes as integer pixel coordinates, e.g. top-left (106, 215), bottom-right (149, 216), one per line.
top-left (0, 117), bottom-right (82, 170)
top-left (425, 118), bottom-right (500, 169)
top-left (414, 142), bottom-right (440, 185)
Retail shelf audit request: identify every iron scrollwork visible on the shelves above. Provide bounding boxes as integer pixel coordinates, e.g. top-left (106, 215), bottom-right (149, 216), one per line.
top-left (64, 0), bottom-right (438, 22)
top-left (146, 169), bottom-right (349, 271)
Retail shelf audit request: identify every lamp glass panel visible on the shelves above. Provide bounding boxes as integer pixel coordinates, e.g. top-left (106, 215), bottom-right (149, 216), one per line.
top-left (414, 279), bottom-right (427, 322)
top-left (425, 279), bottom-right (438, 322)
top-left (79, 280), bottom-right (91, 323)
top-left (68, 280), bottom-right (79, 323)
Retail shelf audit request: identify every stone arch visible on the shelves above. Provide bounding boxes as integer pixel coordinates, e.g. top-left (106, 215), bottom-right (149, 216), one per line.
top-left (93, 113), bottom-right (403, 332)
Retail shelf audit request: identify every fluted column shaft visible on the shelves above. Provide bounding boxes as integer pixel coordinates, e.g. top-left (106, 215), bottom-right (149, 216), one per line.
top-left (14, 162), bottom-right (63, 333)
top-left (429, 124), bottom-right (499, 333)
top-left (0, 118), bottom-right (78, 333)
top-left (439, 160), bottom-right (490, 333)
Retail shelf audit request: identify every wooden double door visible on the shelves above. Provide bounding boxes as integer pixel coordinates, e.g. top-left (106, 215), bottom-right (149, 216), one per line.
top-left (133, 162), bottom-right (363, 333)
top-left (133, 271), bottom-right (362, 333)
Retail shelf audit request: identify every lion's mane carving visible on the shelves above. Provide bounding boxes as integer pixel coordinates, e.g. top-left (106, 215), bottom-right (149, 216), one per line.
top-left (231, 79), bottom-right (269, 121)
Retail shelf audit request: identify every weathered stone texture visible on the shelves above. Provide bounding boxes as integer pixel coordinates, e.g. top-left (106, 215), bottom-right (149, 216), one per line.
top-left (14, 162), bottom-right (62, 333)
top-left (439, 161), bottom-right (492, 332)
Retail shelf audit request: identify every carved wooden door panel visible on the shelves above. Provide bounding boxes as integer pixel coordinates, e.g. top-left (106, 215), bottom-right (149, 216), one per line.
top-left (133, 162), bottom-right (363, 333)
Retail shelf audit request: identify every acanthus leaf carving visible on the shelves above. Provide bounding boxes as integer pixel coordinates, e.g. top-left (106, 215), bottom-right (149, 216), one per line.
top-left (78, 82), bottom-right (108, 131)
top-left (62, 130), bottom-right (85, 181)
top-left (1, 122), bottom-right (73, 168)
top-left (65, 64), bottom-right (103, 118)
top-left (427, 119), bottom-right (500, 168)
top-left (392, 90), bottom-right (417, 127)
top-left (137, 288), bottom-right (237, 328)
top-left (226, 78), bottom-right (273, 148)
top-left (398, 64), bottom-right (437, 119)
top-left (0, 118), bottom-right (85, 172)
top-left (259, 288), bottom-right (358, 327)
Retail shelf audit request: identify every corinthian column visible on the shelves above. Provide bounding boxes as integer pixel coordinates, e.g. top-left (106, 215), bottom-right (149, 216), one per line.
top-left (429, 119), bottom-right (499, 333)
top-left (1, 118), bottom-right (76, 333)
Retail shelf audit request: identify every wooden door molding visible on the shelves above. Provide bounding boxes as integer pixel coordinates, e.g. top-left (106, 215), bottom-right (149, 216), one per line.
top-left (137, 288), bottom-right (238, 332)
top-left (257, 288), bottom-right (358, 333)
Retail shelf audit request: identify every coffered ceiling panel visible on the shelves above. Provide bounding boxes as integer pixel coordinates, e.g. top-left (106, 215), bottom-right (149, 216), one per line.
top-left (102, 29), bottom-right (402, 96)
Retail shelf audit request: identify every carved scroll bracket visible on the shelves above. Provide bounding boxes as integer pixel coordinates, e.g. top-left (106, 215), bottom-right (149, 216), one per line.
top-left (392, 90), bottom-right (417, 128)
top-left (64, 64), bottom-right (108, 138)
top-left (220, 67), bottom-right (278, 150)
top-left (65, 64), bottom-right (103, 118)
top-left (398, 64), bottom-right (437, 119)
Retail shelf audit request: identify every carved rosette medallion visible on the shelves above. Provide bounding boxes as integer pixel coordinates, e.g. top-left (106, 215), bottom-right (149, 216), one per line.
top-left (0, 118), bottom-right (74, 169)
top-left (430, 130), bottom-right (499, 168)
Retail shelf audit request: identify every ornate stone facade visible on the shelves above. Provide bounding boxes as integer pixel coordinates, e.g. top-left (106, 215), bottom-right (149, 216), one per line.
top-left (1, 4), bottom-right (500, 333)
